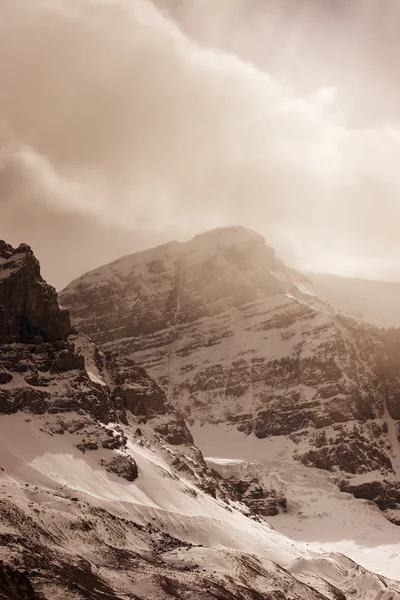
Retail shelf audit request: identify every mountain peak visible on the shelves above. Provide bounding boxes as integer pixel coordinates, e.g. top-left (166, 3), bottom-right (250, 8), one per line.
top-left (189, 225), bottom-right (266, 248)
top-left (184, 225), bottom-right (275, 269)
top-left (0, 240), bottom-right (34, 264)
top-left (0, 240), bottom-right (71, 343)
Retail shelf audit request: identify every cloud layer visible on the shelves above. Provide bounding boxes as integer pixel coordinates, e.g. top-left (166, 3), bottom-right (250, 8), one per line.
top-left (2, 0), bottom-right (400, 287)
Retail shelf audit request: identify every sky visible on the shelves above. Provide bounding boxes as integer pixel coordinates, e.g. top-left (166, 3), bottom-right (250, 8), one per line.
top-left (2, 0), bottom-right (400, 289)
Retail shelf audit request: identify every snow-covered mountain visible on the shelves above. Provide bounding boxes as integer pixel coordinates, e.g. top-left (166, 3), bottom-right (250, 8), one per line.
top-left (303, 272), bottom-right (400, 329)
top-left (4, 239), bottom-right (399, 598)
top-left (60, 226), bottom-right (400, 535)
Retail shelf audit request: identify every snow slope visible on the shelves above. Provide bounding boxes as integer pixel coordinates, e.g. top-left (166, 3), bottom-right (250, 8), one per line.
top-left (194, 423), bottom-right (400, 580)
top-left (1, 412), bottom-right (400, 599)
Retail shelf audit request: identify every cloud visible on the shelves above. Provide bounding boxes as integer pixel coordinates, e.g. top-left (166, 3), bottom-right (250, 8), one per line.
top-left (1, 0), bottom-right (400, 287)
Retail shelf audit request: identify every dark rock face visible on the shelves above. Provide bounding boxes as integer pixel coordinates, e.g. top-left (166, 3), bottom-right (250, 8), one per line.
top-left (153, 417), bottom-right (193, 445)
top-left (297, 423), bottom-right (393, 475)
top-left (227, 478), bottom-right (287, 518)
top-left (380, 328), bottom-right (400, 420)
top-left (0, 560), bottom-right (43, 600)
top-left (106, 351), bottom-right (193, 445)
top-left (107, 354), bottom-right (168, 418)
top-left (104, 455), bottom-right (138, 481)
top-left (0, 339), bottom-right (115, 422)
top-left (0, 370), bottom-right (13, 384)
top-left (0, 241), bottom-right (71, 343)
top-left (341, 479), bottom-right (400, 523)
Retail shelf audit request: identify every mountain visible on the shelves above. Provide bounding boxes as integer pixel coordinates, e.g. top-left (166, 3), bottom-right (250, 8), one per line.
top-left (60, 226), bottom-right (400, 534)
top-left (303, 272), bottom-right (400, 329)
top-left (4, 240), bottom-right (399, 598)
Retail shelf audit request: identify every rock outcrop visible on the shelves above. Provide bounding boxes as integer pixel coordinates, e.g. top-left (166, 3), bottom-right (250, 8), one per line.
top-left (0, 560), bottom-right (42, 600)
top-left (340, 479), bottom-right (400, 524)
top-left (60, 226), bottom-right (400, 523)
top-left (225, 477), bottom-right (287, 518)
top-left (105, 351), bottom-right (193, 445)
top-left (0, 241), bottom-right (71, 343)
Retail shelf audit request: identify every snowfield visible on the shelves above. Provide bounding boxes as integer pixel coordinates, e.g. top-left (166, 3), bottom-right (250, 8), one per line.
top-left (193, 422), bottom-right (400, 580)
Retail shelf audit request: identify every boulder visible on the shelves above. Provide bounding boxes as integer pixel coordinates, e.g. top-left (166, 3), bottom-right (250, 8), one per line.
top-left (105, 455), bottom-right (138, 481)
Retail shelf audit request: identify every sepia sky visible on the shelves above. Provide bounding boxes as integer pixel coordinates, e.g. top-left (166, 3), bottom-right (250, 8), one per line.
top-left (2, 0), bottom-right (400, 288)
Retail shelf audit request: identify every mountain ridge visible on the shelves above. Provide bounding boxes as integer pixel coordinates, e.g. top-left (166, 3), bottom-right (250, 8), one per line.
top-left (304, 270), bottom-right (400, 328)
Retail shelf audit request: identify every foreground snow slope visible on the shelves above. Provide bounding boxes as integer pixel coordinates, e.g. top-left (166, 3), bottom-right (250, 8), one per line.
top-left (1, 413), bottom-right (400, 599)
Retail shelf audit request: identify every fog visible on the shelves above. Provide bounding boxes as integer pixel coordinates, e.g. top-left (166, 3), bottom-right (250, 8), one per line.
top-left (1, 0), bottom-right (400, 288)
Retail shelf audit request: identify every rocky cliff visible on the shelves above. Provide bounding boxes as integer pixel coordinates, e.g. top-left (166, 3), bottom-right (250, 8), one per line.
top-left (0, 241), bottom-right (71, 344)
top-left (60, 226), bottom-right (400, 524)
